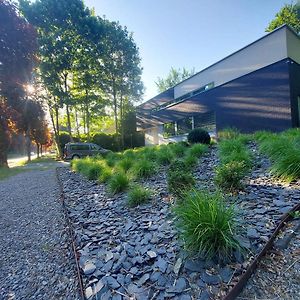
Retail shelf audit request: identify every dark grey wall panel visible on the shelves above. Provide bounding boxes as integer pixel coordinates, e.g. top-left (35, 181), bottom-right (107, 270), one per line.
top-left (138, 59), bottom-right (292, 133)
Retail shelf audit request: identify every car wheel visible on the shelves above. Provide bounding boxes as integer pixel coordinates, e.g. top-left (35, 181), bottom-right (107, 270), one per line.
top-left (72, 154), bottom-right (80, 160)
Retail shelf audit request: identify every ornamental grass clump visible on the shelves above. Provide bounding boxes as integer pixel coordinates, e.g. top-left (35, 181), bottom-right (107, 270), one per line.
top-left (116, 157), bottom-right (134, 173)
top-left (184, 154), bottom-right (198, 169)
top-left (168, 159), bottom-right (187, 173)
top-left (257, 131), bottom-right (300, 182)
top-left (132, 159), bottom-right (157, 179)
top-left (188, 143), bottom-right (208, 158)
top-left (217, 127), bottom-right (240, 141)
top-left (98, 164), bottom-right (112, 183)
top-left (156, 146), bottom-right (174, 165)
top-left (215, 161), bottom-right (247, 191)
top-left (174, 190), bottom-right (240, 260)
top-left (216, 137), bottom-right (252, 191)
top-left (167, 170), bottom-right (195, 196)
top-left (85, 162), bottom-right (104, 180)
top-left (169, 142), bottom-right (187, 157)
top-left (108, 171), bottom-right (129, 194)
top-left (127, 185), bottom-right (151, 207)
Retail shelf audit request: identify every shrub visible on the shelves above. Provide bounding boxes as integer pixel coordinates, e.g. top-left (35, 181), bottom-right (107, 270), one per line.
top-left (132, 160), bottom-right (157, 179)
top-left (215, 161), bottom-right (247, 191)
top-left (127, 185), bottom-right (151, 207)
top-left (174, 190), bottom-right (239, 260)
top-left (188, 144), bottom-right (208, 158)
top-left (167, 171), bottom-right (195, 196)
top-left (187, 128), bottom-right (211, 144)
top-left (108, 172), bottom-right (129, 194)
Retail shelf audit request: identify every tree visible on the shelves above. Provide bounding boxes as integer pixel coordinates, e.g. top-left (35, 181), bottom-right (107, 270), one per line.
top-left (0, 0), bottom-right (37, 167)
top-left (100, 20), bottom-right (144, 134)
top-left (155, 67), bottom-right (196, 93)
top-left (266, 3), bottom-right (300, 33)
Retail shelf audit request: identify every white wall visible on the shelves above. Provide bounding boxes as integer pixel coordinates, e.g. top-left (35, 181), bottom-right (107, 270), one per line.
top-left (287, 29), bottom-right (300, 64)
top-left (174, 27), bottom-right (288, 99)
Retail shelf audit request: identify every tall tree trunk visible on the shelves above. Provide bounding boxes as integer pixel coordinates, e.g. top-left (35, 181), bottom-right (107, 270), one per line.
top-left (82, 104), bottom-right (86, 135)
top-left (26, 126), bottom-right (31, 162)
top-left (112, 80), bottom-right (118, 134)
top-left (66, 104), bottom-right (73, 142)
top-left (85, 90), bottom-right (90, 141)
top-left (63, 73), bottom-right (73, 141)
top-left (75, 108), bottom-right (80, 137)
top-left (0, 118), bottom-right (9, 168)
top-left (120, 93), bottom-right (124, 149)
top-left (49, 104), bottom-right (62, 158)
top-left (41, 144), bottom-right (43, 156)
top-left (36, 142), bottom-right (40, 158)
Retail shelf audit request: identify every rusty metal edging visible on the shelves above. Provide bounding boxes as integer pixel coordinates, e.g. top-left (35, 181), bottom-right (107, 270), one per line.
top-left (223, 201), bottom-right (300, 300)
top-left (55, 167), bottom-right (86, 300)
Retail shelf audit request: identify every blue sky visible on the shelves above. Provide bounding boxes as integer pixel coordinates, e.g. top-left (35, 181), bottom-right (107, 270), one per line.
top-left (85, 0), bottom-right (290, 101)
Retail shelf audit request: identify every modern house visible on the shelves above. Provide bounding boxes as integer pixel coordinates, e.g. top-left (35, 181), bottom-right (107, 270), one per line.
top-left (137, 25), bottom-right (300, 145)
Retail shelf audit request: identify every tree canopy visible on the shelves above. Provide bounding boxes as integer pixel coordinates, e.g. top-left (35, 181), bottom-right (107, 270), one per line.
top-left (266, 3), bottom-right (300, 33)
top-left (19, 0), bottom-right (144, 154)
top-left (155, 67), bottom-right (195, 93)
top-left (0, 0), bottom-right (38, 167)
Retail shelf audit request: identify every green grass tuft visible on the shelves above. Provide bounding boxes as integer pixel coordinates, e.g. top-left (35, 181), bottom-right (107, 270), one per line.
top-left (167, 170), bottom-right (195, 196)
top-left (108, 171), bottom-right (129, 194)
top-left (174, 190), bottom-right (240, 260)
top-left (188, 144), bottom-right (208, 158)
top-left (132, 159), bottom-right (157, 179)
top-left (127, 185), bottom-right (151, 207)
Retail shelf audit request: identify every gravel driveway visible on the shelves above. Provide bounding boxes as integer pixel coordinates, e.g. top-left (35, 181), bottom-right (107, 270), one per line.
top-left (0, 166), bottom-right (80, 300)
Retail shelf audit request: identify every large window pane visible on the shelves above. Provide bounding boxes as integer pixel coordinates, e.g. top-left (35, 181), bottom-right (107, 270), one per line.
top-left (163, 122), bottom-right (175, 137)
top-left (177, 117), bottom-right (192, 135)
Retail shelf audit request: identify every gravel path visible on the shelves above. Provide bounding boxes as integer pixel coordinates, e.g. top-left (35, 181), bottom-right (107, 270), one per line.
top-left (0, 166), bottom-right (80, 300)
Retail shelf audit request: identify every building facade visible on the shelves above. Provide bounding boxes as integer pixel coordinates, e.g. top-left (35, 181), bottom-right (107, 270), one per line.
top-left (137, 25), bottom-right (300, 145)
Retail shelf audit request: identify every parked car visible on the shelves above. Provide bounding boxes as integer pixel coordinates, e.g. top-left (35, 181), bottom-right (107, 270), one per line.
top-left (64, 142), bottom-right (110, 160)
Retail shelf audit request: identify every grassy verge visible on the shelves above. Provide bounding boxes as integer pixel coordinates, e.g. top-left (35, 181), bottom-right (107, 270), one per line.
top-left (0, 167), bottom-right (26, 180)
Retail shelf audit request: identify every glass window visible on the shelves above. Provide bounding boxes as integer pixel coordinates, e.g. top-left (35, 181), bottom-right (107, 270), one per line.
top-left (194, 111), bottom-right (216, 131)
top-left (163, 122), bottom-right (176, 137)
top-left (70, 144), bottom-right (90, 150)
top-left (177, 117), bottom-right (193, 135)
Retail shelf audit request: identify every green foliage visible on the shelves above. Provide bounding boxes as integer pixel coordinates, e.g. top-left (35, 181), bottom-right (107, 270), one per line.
top-left (215, 161), bottom-right (247, 191)
top-left (127, 185), bottom-right (151, 207)
top-left (187, 128), bottom-right (211, 144)
top-left (257, 130), bottom-right (300, 182)
top-left (169, 142), bottom-right (187, 157)
top-left (98, 165), bottom-right (112, 183)
top-left (155, 67), bottom-right (195, 93)
top-left (85, 162), bottom-right (103, 180)
top-left (106, 152), bottom-right (121, 167)
top-left (168, 159), bottom-right (187, 173)
top-left (218, 127), bottom-right (240, 141)
top-left (132, 160), bottom-right (157, 179)
top-left (116, 157), bottom-right (134, 173)
top-left (156, 146), bottom-right (174, 165)
top-left (184, 154), bottom-right (198, 169)
top-left (108, 172), bottom-right (129, 194)
top-left (167, 171), bottom-right (195, 196)
top-left (216, 137), bottom-right (252, 191)
top-left (188, 144), bottom-right (208, 158)
top-left (266, 4), bottom-right (300, 33)
top-left (174, 190), bottom-right (239, 260)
